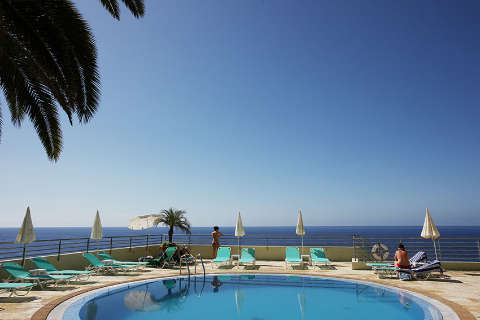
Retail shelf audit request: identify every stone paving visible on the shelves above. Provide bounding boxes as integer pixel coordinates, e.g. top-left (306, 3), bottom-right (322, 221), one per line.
top-left (1, 261), bottom-right (479, 319)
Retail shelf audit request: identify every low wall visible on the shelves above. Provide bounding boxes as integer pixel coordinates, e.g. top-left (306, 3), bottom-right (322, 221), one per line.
top-left (2, 244), bottom-right (479, 280)
top-left (0, 245), bottom-right (163, 281)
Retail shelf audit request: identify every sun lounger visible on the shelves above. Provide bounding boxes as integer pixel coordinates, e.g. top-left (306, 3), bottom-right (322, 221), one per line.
top-left (0, 283), bottom-right (34, 297)
top-left (397, 260), bottom-right (445, 280)
top-left (32, 257), bottom-right (92, 280)
top-left (370, 251), bottom-right (428, 278)
top-left (310, 248), bottom-right (330, 267)
top-left (1, 262), bottom-right (73, 288)
top-left (237, 248), bottom-right (255, 268)
top-left (212, 247), bottom-right (232, 268)
top-left (98, 252), bottom-right (148, 268)
top-left (82, 253), bottom-right (136, 273)
top-left (368, 251), bottom-right (427, 269)
top-left (148, 246), bottom-right (178, 268)
top-left (285, 247), bottom-right (302, 270)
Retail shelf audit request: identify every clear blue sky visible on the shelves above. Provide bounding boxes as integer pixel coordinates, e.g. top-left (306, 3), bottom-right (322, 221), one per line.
top-left (1, 0), bottom-right (479, 227)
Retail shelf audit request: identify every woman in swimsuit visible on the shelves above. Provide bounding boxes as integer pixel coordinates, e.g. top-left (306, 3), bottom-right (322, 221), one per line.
top-left (394, 243), bottom-right (411, 269)
top-left (211, 226), bottom-right (224, 258)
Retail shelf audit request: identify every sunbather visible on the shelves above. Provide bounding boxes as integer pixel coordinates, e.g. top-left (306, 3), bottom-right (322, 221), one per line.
top-left (394, 243), bottom-right (410, 269)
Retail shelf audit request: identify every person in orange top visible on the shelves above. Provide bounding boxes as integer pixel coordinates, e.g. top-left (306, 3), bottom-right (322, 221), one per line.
top-left (394, 243), bottom-right (411, 269)
top-left (211, 226), bottom-right (224, 258)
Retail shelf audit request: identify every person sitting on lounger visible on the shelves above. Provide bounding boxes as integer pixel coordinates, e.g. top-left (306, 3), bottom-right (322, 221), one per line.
top-left (394, 243), bottom-right (411, 269)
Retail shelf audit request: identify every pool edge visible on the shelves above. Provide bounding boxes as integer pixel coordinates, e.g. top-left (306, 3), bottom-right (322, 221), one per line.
top-left (33, 271), bottom-right (474, 320)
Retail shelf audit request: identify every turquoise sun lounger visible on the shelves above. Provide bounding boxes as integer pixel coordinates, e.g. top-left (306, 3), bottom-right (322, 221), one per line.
top-left (98, 252), bottom-right (148, 268)
top-left (0, 282), bottom-right (34, 297)
top-left (212, 247), bottom-right (232, 268)
top-left (1, 262), bottom-right (73, 288)
top-left (285, 247), bottom-right (302, 270)
top-left (238, 248), bottom-right (256, 268)
top-left (149, 246), bottom-right (178, 268)
top-left (310, 248), bottom-right (330, 267)
top-left (83, 253), bottom-right (136, 274)
top-left (32, 257), bottom-right (92, 280)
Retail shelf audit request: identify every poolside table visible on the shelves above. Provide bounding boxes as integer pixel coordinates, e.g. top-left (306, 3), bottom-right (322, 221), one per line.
top-left (301, 255), bottom-right (312, 266)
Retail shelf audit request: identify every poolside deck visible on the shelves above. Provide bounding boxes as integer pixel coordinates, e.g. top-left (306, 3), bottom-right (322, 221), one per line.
top-left (1, 261), bottom-right (478, 320)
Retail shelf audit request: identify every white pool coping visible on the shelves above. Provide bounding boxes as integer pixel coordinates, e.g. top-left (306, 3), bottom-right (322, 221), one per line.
top-left (47, 273), bottom-right (460, 320)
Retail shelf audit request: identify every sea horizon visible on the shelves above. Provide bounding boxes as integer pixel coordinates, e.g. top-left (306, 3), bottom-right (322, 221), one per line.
top-left (1, 225), bottom-right (479, 243)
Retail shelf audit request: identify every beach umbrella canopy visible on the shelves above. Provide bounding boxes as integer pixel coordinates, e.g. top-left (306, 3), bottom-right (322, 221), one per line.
top-left (235, 212), bottom-right (246, 237)
top-left (16, 207), bottom-right (36, 244)
top-left (420, 208), bottom-right (440, 259)
top-left (90, 210), bottom-right (103, 240)
top-left (16, 206), bottom-right (36, 267)
top-left (296, 210), bottom-right (306, 254)
top-left (235, 212), bottom-right (246, 255)
top-left (128, 214), bottom-right (162, 230)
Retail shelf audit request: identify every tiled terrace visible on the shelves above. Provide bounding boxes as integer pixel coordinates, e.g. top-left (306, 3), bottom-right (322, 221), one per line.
top-left (0, 261), bottom-right (478, 320)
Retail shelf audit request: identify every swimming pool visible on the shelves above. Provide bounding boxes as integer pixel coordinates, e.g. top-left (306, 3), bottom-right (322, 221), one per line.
top-left (59, 274), bottom-right (445, 320)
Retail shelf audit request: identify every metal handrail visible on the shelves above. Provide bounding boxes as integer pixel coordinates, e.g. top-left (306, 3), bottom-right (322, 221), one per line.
top-left (1, 233), bottom-right (479, 263)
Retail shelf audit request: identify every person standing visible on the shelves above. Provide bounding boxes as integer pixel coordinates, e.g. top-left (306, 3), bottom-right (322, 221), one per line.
top-left (211, 226), bottom-right (223, 258)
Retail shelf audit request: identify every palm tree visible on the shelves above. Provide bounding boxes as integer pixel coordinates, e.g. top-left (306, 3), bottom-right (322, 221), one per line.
top-left (157, 208), bottom-right (191, 243)
top-left (0, 0), bottom-right (144, 160)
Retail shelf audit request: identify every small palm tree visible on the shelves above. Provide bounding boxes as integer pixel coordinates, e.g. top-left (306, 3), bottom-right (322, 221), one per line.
top-left (157, 208), bottom-right (191, 243)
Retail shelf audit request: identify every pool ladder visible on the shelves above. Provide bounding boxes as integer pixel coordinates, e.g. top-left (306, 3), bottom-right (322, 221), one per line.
top-left (180, 253), bottom-right (206, 279)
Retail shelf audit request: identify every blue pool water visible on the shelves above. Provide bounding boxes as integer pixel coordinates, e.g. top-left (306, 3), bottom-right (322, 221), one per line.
top-left (63, 274), bottom-right (443, 320)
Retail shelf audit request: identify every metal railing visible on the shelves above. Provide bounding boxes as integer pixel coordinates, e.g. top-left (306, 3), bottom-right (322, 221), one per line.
top-left (353, 235), bottom-right (480, 262)
top-left (1, 233), bottom-right (479, 263)
top-left (0, 234), bottom-right (164, 262)
top-left (171, 233), bottom-right (353, 247)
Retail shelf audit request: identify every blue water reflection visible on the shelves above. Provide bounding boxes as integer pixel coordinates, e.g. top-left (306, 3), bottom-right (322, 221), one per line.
top-left (71, 274), bottom-right (442, 320)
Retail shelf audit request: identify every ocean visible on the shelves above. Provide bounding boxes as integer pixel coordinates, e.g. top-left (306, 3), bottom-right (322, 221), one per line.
top-left (1, 226), bottom-right (480, 242)
top-left (1, 226), bottom-right (479, 262)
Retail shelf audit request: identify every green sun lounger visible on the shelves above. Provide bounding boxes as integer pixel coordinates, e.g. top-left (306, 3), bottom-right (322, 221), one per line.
top-left (285, 247), bottom-right (302, 270)
top-left (212, 247), bottom-right (231, 268)
top-left (1, 262), bottom-right (73, 288)
top-left (98, 252), bottom-right (148, 268)
top-left (32, 257), bottom-right (92, 280)
top-left (238, 248), bottom-right (256, 268)
top-left (149, 246), bottom-right (178, 268)
top-left (83, 253), bottom-right (136, 273)
top-left (0, 282), bottom-right (34, 297)
top-left (310, 248), bottom-right (330, 267)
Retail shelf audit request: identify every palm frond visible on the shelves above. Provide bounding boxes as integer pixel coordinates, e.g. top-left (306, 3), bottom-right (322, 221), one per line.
top-left (99, 0), bottom-right (120, 20)
top-left (157, 208), bottom-right (191, 237)
top-left (99, 0), bottom-right (145, 20)
top-left (120, 0), bottom-right (145, 18)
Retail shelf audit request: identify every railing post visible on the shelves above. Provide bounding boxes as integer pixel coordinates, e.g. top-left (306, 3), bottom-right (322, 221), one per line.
top-left (109, 237), bottom-right (113, 254)
top-left (477, 240), bottom-right (480, 261)
top-left (353, 235), bottom-right (356, 261)
top-left (86, 238), bottom-right (90, 253)
top-left (146, 234), bottom-right (150, 254)
top-left (57, 240), bottom-right (62, 261)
